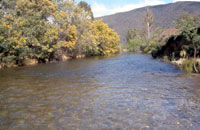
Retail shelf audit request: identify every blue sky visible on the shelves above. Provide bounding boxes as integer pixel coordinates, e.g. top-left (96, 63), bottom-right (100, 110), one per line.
top-left (76, 0), bottom-right (200, 17)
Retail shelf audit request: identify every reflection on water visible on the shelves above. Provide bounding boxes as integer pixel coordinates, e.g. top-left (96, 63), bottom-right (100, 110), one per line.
top-left (0, 54), bottom-right (200, 129)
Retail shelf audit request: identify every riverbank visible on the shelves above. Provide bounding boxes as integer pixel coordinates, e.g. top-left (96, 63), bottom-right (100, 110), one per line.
top-left (165, 58), bottom-right (200, 73)
top-left (0, 53), bottom-right (122, 69)
top-left (0, 54), bottom-right (86, 69)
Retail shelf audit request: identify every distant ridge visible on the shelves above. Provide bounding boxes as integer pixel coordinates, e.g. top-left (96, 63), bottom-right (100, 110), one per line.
top-left (99, 1), bottom-right (200, 44)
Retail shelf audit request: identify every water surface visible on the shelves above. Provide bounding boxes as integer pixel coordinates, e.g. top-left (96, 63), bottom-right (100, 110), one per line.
top-left (0, 54), bottom-right (200, 129)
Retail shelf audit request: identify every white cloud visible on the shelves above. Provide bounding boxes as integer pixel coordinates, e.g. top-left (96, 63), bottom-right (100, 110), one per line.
top-left (92, 0), bottom-right (165, 17)
top-left (92, 0), bottom-right (200, 17)
top-left (173, 0), bottom-right (200, 2)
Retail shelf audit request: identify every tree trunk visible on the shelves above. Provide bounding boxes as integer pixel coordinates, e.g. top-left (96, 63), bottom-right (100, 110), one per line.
top-left (193, 46), bottom-right (199, 73)
top-left (147, 22), bottom-right (150, 40)
top-left (146, 22), bottom-right (150, 46)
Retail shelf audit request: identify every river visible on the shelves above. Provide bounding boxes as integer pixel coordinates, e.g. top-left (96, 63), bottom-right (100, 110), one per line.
top-left (0, 54), bottom-right (200, 129)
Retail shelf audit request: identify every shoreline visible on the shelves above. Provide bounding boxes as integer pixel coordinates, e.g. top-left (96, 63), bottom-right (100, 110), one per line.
top-left (0, 54), bottom-right (86, 70)
top-left (0, 53), bottom-right (121, 70)
top-left (160, 57), bottom-right (200, 74)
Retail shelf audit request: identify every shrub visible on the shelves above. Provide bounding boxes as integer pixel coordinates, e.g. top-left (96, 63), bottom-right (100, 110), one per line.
top-left (182, 59), bottom-right (194, 73)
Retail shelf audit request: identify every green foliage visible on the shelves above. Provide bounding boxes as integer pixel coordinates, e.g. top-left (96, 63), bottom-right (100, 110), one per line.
top-left (127, 9), bottom-right (163, 54)
top-left (175, 14), bottom-right (200, 59)
top-left (143, 27), bottom-right (163, 54)
top-left (182, 59), bottom-right (194, 73)
top-left (127, 27), bottom-right (163, 54)
top-left (153, 13), bottom-right (200, 73)
top-left (126, 28), bottom-right (138, 41)
top-left (175, 13), bottom-right (200, 34)
top-left (175, 13), bottom-right (195, 33)
top-left (182, 28), bottom-right (200, 50)
top-left (183, 28), bottom-right (200, 73)
top-left (128, 39), bottom-right (140, 52)
top-left (194, 14), bottom-right (200, 27)
top-left (127, 29), bottom-right (144, 52)
top-left (0, 0), bottom-right (120, 68)
top-left (78, 1), bottom-right (94, 20)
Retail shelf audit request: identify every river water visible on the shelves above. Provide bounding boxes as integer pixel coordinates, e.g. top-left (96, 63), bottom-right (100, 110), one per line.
top-left (0, 54), bottom-right (200, 129)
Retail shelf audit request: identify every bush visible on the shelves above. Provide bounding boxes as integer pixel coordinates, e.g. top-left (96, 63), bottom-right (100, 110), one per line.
top-left (182, 59), bottom-right (194, 73)
top-left (0, 1), bottom-right (120, 68)
top-left (128, 39), bottom-right (141, 52)
top-left (1, 56), bottom-right (16, 68)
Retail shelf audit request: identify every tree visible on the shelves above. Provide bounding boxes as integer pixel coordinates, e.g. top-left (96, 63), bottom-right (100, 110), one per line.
top-left (127, 28), bottom-right (145, 52)
top-left (127, 28), bottom-right (138, 41)
top-left (93, 20), bottom-right (120, 55)
top-left (194, 14), bottom-right (200, 28)
top-left (183, 28), bottom-right (200, 73)
top-left (0, 0), bottom-right (120, 68)
top-left (78, 1), bottom-right (94, 20)
top-left (175, 13), bottom-right (200, 72)
top-left (15, 0), bottom-right (58, 19)
top-left (144, 8), bottom-right (154, 46)
top-left (175, 13), bottom-right (195, 33)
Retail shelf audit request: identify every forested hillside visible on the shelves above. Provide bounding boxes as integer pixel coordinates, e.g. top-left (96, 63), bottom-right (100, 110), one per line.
top-left (100, 1), bottom-right (200, 44)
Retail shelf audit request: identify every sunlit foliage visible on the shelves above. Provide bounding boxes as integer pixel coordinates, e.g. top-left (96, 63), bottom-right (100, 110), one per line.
top-left (0, 0), bottom-right (120, 68)
top-left (127, 9), bottom-right (163, 54)
top-left (153, 13), bottom-right (200, 73)
top-left (127, 27), bottom-right (163, 54)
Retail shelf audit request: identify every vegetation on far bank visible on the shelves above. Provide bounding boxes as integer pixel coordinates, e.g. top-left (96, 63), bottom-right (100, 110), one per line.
top-left (153, 14), bottom-right (200, 73)
top-left (126, 8), bottom-right (200, 73)
top-left (0, 0), bottom-right (120, 68)
top-left (126, 8), bottom-right (164, 54)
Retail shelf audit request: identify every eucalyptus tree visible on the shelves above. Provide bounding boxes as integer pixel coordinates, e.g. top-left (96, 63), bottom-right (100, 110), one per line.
top-left (144, 8), bottom-right (154, 46)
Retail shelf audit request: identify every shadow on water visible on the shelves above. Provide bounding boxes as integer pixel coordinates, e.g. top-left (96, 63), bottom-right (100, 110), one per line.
top-left (0, 54), bottom-right (199, 129)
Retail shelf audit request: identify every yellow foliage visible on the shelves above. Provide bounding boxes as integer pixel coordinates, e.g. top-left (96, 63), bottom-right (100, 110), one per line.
top-left (0, 0), bottom-right (120, 68)
top-left (16, 0), bottom-right (58, 17)
top-left (53, 24), bottom-right (77, 50)
top-left (92, 20), bottom-right (120, 55)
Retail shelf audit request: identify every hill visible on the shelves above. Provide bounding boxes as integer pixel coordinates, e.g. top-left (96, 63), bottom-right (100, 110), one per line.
top-left (99, 1), bottom-right (200, 44)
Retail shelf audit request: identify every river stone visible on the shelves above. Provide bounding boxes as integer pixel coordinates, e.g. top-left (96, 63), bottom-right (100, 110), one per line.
top-left (23, 59), bottom-right (38, 66)
top-left (76, 55), bottom-right (85, 59)
top-left (61, 55), bottom-right (71, 61)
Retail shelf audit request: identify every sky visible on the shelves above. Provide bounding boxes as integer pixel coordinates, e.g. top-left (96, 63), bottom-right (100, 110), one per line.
top-left (76, 0), bottom-right (200, 17)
